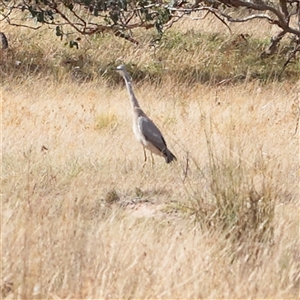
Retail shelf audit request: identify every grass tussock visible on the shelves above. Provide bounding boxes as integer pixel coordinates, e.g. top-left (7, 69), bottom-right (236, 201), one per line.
top-left (2, 16), bottom-right (300, 299)
top-left (94, 112), bottom-right (118, 131)
top-left (187, 129), bottom-right (275, 244)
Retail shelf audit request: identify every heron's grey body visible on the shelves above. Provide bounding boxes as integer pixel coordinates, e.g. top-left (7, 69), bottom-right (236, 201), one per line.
top-left (117, 65), bottom-right (176, 164)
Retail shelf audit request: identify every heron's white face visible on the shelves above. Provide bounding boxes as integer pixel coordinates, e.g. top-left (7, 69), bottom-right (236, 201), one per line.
top-left (116, 65), bottom-right (126, 74)
top-left (116, 65), bottom-right (129, 78)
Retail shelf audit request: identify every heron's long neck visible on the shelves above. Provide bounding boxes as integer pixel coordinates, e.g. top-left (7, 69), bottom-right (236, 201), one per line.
top-left (124, 76), bottom-right (140, 109)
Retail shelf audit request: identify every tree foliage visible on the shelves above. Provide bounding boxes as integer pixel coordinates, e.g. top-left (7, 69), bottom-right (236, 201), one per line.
top-left (1, 0), bottom-right (300, 60)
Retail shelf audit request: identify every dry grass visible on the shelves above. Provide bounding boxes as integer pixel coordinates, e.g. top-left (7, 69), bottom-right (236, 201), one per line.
top-left (1, 14), bottom-right (300, 84)
top-left (1, 18), bottom-right (300, 299)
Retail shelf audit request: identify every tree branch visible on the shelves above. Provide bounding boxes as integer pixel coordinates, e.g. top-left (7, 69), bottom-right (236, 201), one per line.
top-left (261, 30), bottom-right (287, 57)
top-left (281, 43), bottom-right (300, 73)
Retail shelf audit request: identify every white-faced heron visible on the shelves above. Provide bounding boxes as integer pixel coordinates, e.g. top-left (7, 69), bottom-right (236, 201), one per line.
top-left (116, 64), bottom-right (176, 164)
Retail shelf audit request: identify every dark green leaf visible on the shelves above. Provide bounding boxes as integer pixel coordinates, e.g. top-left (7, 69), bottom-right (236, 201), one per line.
top-left (110, 11), bottom-right (119, 24)
top-left (56, 26), bottom-right (63, 36)
top-left (69, 40), bottom-right (79, 49)
top-left (36, 12), bottom-right (44, 23)
top-left (67, 3), bottom-right (74, 10)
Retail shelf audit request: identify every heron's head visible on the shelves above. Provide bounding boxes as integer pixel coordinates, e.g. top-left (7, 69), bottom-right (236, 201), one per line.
top-left (116, 64), bottom-right (128, 77)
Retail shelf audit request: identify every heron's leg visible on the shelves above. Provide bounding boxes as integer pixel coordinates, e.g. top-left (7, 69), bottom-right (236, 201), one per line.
top-left (150, 152), bottom-right (155, 167)
top-left (141, 147), bottom-right (147, 169)
top-left (143, 147), bottom-right (147, 162)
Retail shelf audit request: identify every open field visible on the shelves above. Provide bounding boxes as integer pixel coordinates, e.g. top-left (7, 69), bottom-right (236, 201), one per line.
top-left (1, 16), bottom-right (300, 298)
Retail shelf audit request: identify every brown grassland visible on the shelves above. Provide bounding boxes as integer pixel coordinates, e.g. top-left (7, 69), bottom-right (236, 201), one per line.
top-left (1, 14), bottom-right (300, 298)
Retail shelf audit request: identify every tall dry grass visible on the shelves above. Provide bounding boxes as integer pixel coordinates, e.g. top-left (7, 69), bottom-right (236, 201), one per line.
top-left (1, 17), bottom-right (300, 299)
top-left (2, 78), bottom-right (299, 298)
